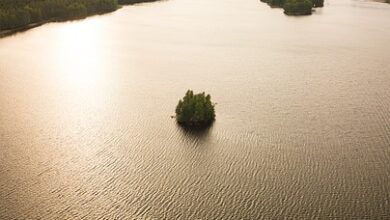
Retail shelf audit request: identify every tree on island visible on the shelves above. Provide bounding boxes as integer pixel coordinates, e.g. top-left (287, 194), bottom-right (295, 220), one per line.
top-left (261, 0), bottom-right (323, 16)
top-left (175, 90), bottom-right (215, 128)
top-left (284, 0), bottom-right (313, 15)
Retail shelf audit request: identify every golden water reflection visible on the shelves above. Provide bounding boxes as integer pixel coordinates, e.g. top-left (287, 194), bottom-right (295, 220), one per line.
top-left (1, 0), bottom-right (390, 219)
top-left (51, 19), bottom-right (109, 86)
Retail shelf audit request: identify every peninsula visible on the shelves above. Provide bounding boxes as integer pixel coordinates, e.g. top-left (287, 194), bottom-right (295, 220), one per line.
top-left (0, 0), bottom-right (159, 37)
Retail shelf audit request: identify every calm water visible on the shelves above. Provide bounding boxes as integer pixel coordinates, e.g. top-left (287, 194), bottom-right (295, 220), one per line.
top-left (1, 0), bottom-right (390, 218)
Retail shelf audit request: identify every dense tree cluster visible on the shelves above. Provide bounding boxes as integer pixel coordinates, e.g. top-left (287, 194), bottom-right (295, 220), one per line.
top-left (0, 0), bottom-right (159, 32)
top-left (175, 90), bottom-right (215, 128)
top-left (261, 0), bottom-right (323, 15)
top-left (284, 0), bottom-right (313, 15)
top-left (0, 0), bottom-right (118, 31)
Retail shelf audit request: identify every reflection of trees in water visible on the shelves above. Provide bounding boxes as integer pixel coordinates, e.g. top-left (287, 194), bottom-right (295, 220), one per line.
top-left (176, 123), bottom-right (214, 148)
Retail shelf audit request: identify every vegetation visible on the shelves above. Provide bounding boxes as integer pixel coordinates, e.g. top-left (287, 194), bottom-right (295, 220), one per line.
top-left (311, 0), bottom-right (324, 7)
top-left (118, 0), bottom-right (161, 3)
top-left (261, 0), bottom-right (286, 8)
top-left (284, 0), bottom-right (313, 15)
top-left (175, 90), bottom-right (215, 128)
top-left (261, 0), bottom-right (323, 16)
top-left (0, 0), bottom-right (158, 32)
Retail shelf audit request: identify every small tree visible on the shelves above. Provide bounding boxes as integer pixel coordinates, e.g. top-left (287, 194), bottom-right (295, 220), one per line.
top-left (175, 90), bottom-right (215, 128)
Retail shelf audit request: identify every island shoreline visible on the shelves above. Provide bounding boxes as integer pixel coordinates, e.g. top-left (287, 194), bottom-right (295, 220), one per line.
top-left (0, 2), bottom-right (159, 38)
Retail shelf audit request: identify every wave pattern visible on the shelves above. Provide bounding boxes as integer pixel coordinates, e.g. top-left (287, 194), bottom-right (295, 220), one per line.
top-left (1, 0), bottom-right (390, 219)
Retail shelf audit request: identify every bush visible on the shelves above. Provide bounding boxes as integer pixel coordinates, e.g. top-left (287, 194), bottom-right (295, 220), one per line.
top-left (175, 90), bottom-right (215, 128)
top-left (284, 0), bottom-right (313, 15)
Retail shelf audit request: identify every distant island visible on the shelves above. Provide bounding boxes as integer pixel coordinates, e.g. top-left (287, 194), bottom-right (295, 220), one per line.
top-left (175, 90), bottom-right (215, 128)
top-left (261, 0), bottom-right (324, 15)
top-left (0, 0), bottom-right (159, 36)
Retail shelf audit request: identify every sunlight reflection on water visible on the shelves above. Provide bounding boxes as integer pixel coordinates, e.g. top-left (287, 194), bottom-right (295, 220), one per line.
top-left (0, 0), bottom-right (390, 219)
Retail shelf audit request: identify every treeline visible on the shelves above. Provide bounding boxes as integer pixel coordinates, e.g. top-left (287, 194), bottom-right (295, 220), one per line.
top-left (261, 0), bottom-right (324, 15)
top-left (0, 0), bottom-right (159, 32)
top-left (118, 0), bottom-right (161, 3)
top-left (0, 0), bottom-right (118, 31)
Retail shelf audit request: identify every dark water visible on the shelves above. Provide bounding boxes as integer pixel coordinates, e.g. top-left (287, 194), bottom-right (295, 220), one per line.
top-left (1, 0), bottom-right (390, 218)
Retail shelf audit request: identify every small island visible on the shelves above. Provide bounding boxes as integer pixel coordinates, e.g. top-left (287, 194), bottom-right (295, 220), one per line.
top-left (261, 0), bottom-right (324, 16)
top-left (175, 90), bottom-right (215, 128)
top-left (284, 0), bottom-right (313, 15)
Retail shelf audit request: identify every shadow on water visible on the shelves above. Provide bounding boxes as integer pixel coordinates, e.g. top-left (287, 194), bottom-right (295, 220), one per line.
top-left (176, 122), bottom-right (214, 147)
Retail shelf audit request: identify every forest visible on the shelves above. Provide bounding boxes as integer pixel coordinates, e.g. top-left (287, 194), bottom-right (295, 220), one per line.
top-left (0, 0), bottom-right (157, 31)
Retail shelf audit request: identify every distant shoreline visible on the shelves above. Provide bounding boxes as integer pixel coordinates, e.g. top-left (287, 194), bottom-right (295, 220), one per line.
top-left (0, 19), bottom-right (55, 38)
top-left (1, 0), bottom-right (388, 38)
top-left (0, 1), bottom-right (159, 38)
top-left (371, 0), bottom-right (390, 3)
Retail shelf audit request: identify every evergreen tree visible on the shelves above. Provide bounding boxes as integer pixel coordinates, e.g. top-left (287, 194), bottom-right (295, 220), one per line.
top-left (175, 90), bottom-right (215, 128)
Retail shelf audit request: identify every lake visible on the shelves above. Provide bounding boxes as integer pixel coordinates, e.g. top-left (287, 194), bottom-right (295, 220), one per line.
top-left (0, 0), bottom-right (389, 218)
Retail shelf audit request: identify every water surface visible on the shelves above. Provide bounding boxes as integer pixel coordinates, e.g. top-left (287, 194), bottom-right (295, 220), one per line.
top-left (1, 0), bottom-right (390, 218)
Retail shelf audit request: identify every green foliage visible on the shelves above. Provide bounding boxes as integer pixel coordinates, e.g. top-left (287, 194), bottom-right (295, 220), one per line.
top-left (261, 0), bottom-right (322, 15)
top-left (261, 0), bottom-right (287, 7)
top-left (0, 8), bottom-right (31, 30)
top-left (0, 0), bottom-right (120, 31)
top-left (67, 3), bottom-right (87, 19)
top-left (175, 90), bottom-right (215, 128)
top-left (118, 0), bottom-right (160, 4)
top-left (268, 0), bottom-right (286, 7)
top-left (0, 0), bottom-right (162, 32)
top-left (312, 0), bottom-right (324, 7)
top-left (284, 0), bottom-right (313, 15)
top-left (24, 6), bottom-right (42, 23)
